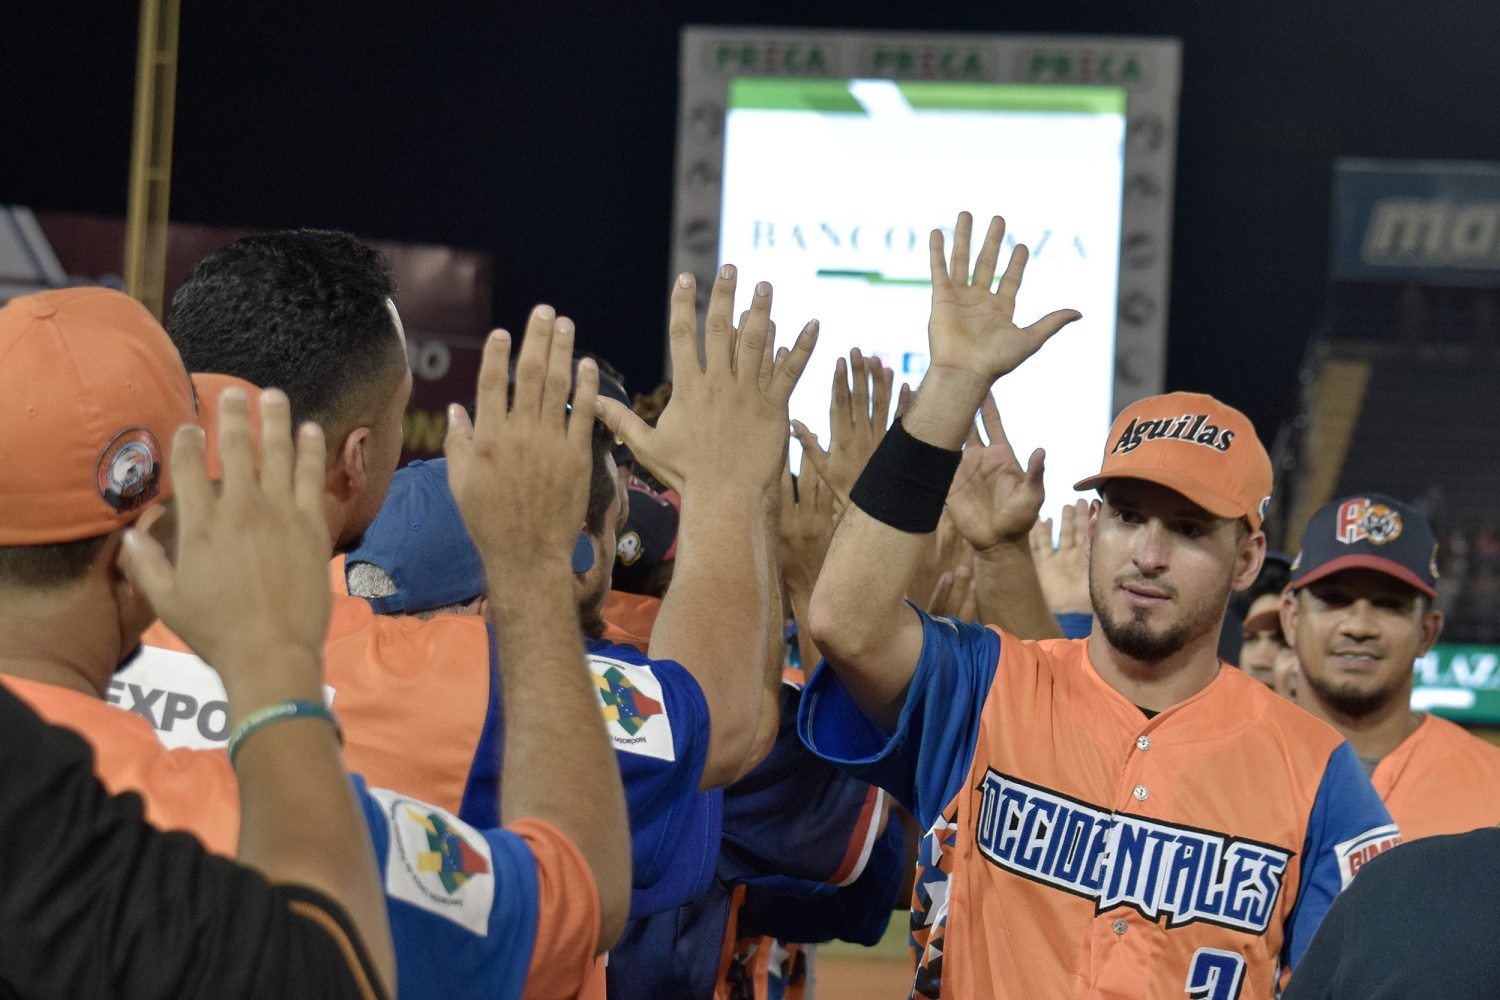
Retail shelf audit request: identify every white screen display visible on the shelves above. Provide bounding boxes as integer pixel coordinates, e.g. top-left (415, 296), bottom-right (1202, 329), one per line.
top-left (718, 77), bottom-right (1126, 512)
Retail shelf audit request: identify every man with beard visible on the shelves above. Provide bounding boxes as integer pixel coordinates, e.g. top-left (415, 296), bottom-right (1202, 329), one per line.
top-left (1282, 494), bottom-right (1500, 841)
top-left (797, 211), bottom-right (1396, 999)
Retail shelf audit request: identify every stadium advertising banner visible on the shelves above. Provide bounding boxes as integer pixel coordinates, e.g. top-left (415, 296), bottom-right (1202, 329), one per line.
top-left (1333, 158), bottom-right (1500, 286)
top-left (1413, 644), bottom-right (1500, 725)
top-left (673, 28), bottom-right (1181, 506)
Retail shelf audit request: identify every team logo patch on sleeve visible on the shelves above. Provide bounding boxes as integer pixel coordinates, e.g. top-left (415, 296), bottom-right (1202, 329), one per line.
top-left (1333, 824), bottom-right (1401, 888)
top-left (589, 654), bottom-right (674, 761)
top-left (369, 787), bottom-right (495, 936)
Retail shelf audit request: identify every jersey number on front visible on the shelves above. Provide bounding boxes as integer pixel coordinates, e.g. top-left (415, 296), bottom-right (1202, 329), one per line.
top-left (1185, 948), bottom-right (1245, 1000)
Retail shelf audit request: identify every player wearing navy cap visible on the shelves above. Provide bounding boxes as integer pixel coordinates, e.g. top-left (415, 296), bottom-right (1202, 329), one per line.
top-left (1283, 493), bottom-right (1500, 840)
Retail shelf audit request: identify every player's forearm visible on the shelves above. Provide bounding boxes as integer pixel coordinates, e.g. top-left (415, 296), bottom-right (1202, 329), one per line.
top-left (743, 494), bottom-right (785, 779)
top-left (901, 367), bottom-right (993, 449)
top-left (488, 561), bottom-right (631, 948)
top-left (807, 505), bottom-right (927, 730)
top-left (971, 541), bottom-right (1063, 640)
top-left (650, 486), bottom-right (771, 790)
top-left (808, 370), bottom-right (987, 727)
top-left (231, 667), bottom-right (397, 997)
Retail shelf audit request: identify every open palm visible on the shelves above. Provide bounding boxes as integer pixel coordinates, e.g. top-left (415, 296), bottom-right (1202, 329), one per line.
top-left (946, 394), bottom-right (1044, 552)
top-left (928, 212), bottom-right (1081, 383)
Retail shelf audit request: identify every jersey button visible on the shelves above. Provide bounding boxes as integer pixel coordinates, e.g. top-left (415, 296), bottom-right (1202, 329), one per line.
top-left (1136, 735), bottom-right (1151, 751)
top-left (1112, 918), bottom-right (1128, 935)
top-left (1133, 785), bottom-right (1149, 801)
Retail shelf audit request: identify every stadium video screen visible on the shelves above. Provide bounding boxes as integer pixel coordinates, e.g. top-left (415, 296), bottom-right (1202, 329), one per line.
top-left (1413, 644), bottom-right (1500, 725)
top-left (718, 77), bottom-right (1127, 508)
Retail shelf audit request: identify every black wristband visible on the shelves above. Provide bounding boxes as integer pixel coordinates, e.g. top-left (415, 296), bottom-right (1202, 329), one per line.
top-left (849, 417), bottom-right (963, 533)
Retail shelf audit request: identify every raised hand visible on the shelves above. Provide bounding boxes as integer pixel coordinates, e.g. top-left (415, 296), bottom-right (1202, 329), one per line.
top-left (779, 445), bottom-right (841, 600)
top-left (1030, 499), bottom-right (1092, 616)
top-left (121, 387), bottom-right (330, 696)
top-left (445, 307), bottom-right (598, 571)
top-left (927, 212), bottom-right (1081, 386)
top-left (907, 512), bottom-right (972, 611)
top-left (926, 563), bottom-right (979, 621)
top-left (946, 394), bottom-right (1045, 554)
top-left (595, 269), bottom-right (818, 496)
top-left (793, 347), bottom-right (895, 507)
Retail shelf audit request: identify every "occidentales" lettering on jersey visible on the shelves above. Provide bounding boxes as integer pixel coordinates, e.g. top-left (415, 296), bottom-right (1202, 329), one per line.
top-left (976, 771), bottom-right (1290, 935)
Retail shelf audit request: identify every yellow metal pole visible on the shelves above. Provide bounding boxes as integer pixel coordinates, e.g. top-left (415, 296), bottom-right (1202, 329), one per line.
top-left (123, 0), bottom-right (182, 320)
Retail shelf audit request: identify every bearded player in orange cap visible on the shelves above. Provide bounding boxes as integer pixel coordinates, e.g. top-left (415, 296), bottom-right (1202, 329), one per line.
top-left (797, 212), bottom-right (1397, 999)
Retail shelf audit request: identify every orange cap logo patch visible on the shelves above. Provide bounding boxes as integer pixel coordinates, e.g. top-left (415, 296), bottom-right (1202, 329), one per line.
top-left (1335, 497), bottom-right (1403, 546)
top-left (96, 428), bottom-right (162, 513)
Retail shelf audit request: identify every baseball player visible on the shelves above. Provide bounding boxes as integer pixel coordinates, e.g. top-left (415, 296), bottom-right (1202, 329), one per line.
top-left (797, 212), bottom-right (1397, 998)
top-left (1282, 493), bottom-right (1500, 840)
top-left (606, 662), bottom-right (908, 1000)
top-left (343, 454), bottom-right (907, 999)
top-left (341, 455), bottom-right (725, 918)
top-left (0, 287), bottom-right (631, 1000)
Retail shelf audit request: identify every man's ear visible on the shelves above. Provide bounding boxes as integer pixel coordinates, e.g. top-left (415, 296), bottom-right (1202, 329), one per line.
top-left (104, 528), bottom-right (151, 619)
top-left (1279, 591), bottom-right (1300, 649)
top-left (1230, 530), bottom-right (1267, 593)
top-left (1417, 607), bottom-right (1445, 657)
top-left (1084, 499), bottom-right (1100, 558)
top-left (328, 426), bottom-right (372, 502)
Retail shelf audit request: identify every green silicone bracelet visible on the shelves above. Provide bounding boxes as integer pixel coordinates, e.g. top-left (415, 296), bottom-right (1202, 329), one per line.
top-left (227, 699), bottom-right (340, 767)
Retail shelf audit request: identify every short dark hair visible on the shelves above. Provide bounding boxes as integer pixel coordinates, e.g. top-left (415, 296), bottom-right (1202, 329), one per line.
top-left (0, 535), bottom-right (110, 588)
top-left (167, 230), bottom-right (401, 430)
top-left (587, 421), bottom-right (616, 536)
top-left (577, 351), bottom-right (626, 388)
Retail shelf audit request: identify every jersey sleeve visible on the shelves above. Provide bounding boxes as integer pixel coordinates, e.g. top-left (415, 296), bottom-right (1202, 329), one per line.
top-left (1054, 612), bottom-right (1094, 640)
top-left (512, 818), bottom-right (602, 1000)
top-left (735, 811), bottom-right (907, 947)
top-left (797, 607), bottom-right (1001, 829)
top-left (717, 683), bottom-right (886, 889)
top-left (357, 780), bottom-right (548, 1000)
top-left (1281, 740), bottom-right (1400, 971)
top-left (0, 685), bottom-right (387, 1000)
top-left (455, 623), bottom-right (504, 829)
top-left (585, 641), bottom-right (721, 915)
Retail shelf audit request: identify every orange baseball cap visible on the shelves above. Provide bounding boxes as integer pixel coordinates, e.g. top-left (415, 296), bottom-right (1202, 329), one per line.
top-left (1073, 391), bottom-right (1274, 530)
top-left (0, 288), bottom-right (197, 545)
top-left (191, 372), bottom-right (264, 480)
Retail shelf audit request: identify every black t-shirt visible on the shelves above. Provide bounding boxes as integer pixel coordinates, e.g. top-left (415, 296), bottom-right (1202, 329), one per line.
top-left (0, 683), bottom-right (388, 1000)
top-left (1284, 827), bottom-right (1500, 1000)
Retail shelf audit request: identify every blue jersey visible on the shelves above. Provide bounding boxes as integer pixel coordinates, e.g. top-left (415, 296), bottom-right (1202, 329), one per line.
top-left (584, 637), bottom-right (723, 917)
top-left (355, 775), bottom-right (598, 1000)
top-left (606, 678), bottom-right (902, 1000)
top-left (797, 611), bottom-right (1398, 998)
top-left (446, 633), bottom-right (721, 919)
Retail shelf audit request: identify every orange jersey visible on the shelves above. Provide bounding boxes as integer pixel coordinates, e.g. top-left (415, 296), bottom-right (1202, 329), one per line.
top-left (601, 591), bottom-right (663, 651)
top-left (1373, 713), bottom-right (1500, 841)
top-left (2, 674), bottom-right (241, 855)
top-left (323, 595), bottom-right (493, 816)
top-left (1, 673), bottom-right (599, 1000)
top-left (114, 558), bottom-right (494, 818)
top-left (800, 612), bottom-right (1398, 999)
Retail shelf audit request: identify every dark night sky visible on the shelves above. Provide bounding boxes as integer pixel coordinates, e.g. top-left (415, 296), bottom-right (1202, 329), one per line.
top-left (10, 1), bottom-right (1500, 441)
